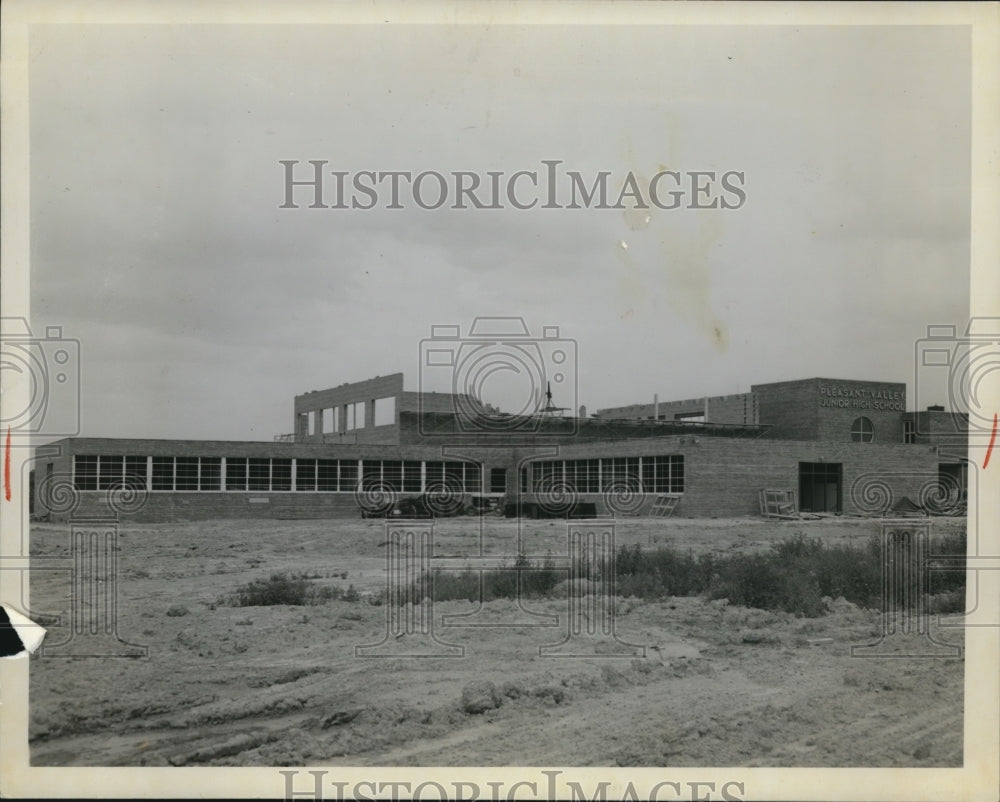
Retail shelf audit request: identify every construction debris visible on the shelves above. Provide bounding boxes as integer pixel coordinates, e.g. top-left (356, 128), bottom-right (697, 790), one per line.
top-left (649, 494), bottom-right (681, 518)
top-left (759, 489), bottom-right (798, 520)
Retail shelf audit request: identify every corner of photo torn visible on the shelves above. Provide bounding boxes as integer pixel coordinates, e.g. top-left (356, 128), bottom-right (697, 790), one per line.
top-left (0, 603), bottom-right (46, 659)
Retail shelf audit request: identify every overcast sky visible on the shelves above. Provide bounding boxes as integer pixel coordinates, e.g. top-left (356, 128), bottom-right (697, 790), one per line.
top-left (28, 22), bottom-right (970, 440)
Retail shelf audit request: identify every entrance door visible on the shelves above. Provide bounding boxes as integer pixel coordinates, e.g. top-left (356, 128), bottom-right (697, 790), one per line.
top-left (799, 462), bottom-right (843, 513)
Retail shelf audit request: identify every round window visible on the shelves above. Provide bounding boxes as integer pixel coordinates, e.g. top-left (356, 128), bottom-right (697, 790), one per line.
top-left (851, 416), bottom-right (874, 442)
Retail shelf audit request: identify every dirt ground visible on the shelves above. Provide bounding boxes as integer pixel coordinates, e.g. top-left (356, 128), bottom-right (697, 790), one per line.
top-left (27, 515), bottom-right (966, 767)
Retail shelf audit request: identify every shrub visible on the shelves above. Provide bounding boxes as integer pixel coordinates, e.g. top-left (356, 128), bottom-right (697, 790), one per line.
top-left (429, 569), bottom-right (481, 603)
top-left (460, 681), bottom-right (502, 714)
top-left (408, 554), bottom-right (564, 605)
top-left (928, 529), bottom-right (967, 595)
top-left (229, 572), bottom-right (311, 606)
top-left (224, 573), bottom-right (358, 607)
top-left (927, 590), bottom-right (966, 615)
top-left (393, 533), bottom-right (966, 618)
top-left (521, 552), bottom-right (561, 596)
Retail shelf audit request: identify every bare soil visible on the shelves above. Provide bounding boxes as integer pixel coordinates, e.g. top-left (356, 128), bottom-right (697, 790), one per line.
top-left (28, 516), bottom-right (965, 767)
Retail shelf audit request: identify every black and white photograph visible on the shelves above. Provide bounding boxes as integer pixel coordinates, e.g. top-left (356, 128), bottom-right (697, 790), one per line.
top-left (1, 2), bottom-right (998, 800)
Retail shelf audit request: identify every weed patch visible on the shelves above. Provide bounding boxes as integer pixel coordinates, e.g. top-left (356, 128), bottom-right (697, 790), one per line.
top-left (398, 530), bottom-right (966, 617)
top-left (222, 572), bottom-right (361, 607)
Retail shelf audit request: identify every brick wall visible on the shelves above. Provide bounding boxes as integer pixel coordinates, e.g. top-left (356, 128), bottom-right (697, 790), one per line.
top-left (597, 392), bottom-right (757, 424)
top-left (294, 374), bottom-right (404, 416)
top-left (905, 410), bottom-right (969, 460)
top-left (752, 379), bottom-right (821, 439)
top-left (35, 438), bottom-right (522, 522)
top-left (813, 379), bottom-right (906, 444)
top-left (523, 435), bottom-right (940, 518)
top-left (37, 434), bottom-right (944, 522)
top-left (399, 390), bottom-right (472, 414)
top-left (753, 378), bottom-right (907, 444)
top-left (294, 374), bottom-right (404, 442)
top-left (318, 425), bottom-right (401, 445)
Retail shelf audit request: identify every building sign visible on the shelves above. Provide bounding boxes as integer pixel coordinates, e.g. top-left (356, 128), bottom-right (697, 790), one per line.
top-left (818, 385), bottom-right (904, 411)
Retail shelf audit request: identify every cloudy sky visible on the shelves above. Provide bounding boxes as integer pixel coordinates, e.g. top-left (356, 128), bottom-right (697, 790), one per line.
top-left (27, 21), bottom-right (970, 440)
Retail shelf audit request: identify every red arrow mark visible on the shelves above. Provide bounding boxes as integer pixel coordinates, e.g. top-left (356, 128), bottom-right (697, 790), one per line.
top-left (984, 413), bottom-right (998, 470)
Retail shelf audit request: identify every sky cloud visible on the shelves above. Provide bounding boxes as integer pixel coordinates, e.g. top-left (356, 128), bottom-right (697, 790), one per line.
top-left (27, 23), bottom-right (970, 439)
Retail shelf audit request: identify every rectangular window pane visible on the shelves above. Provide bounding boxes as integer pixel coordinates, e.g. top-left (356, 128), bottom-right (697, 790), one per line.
top-left (403, 461), bottom-right (422, 493)
top-left (362, 460), bottom-right (381, 489)
top-left (598, 457), bottom-right (642, 489)
top-left (642, 457), bottom-right (655, 491)
top-left (152, 457), bottom-right (174, 491)
top-left (317, 459), bottom-right (337, 491)
top-left (382, 460), bottom-right (403, 493)
top-left (490, 467), bottom-right (507, 494)
top-left (612, 457), bottom-right (626, 482)
top-left (271, 459), bottom-right (291, 491)
top-left (670, 455), bottom-right (684, 493)
top-left (532, 460), bottom-right (560, 491)
top-left (226, 458), bottom-right (247, 491)
top-left (338, 460), bottom-right (358, 492)
top-left (200, 457), bottom-right (221, 491)
top-left (600, 458), bottom-right (612, 485)
top-left (566, 460), bottom-right (578, 492)
top-left (248, 458), bottom-right (270, 491)
top-left (626, 457), bottom-right (639, 481)
top-left (425, 461), bottom-right (444, 488)
top-left (464, 463), bottom-right (481, 493)
top-left (74, 455), bottom-right (98, 491)
top-left (98, 455), bottom-right (124, 490)
top-left (445, 461), bottom-right (464, 491)
top-left (175, 457), bottom-right (199, 491)
top-left (125, 456), bottom-right (147, 490)
top-left (562, 460), bottom-right (576, 493)
top-left (296, 459), bottom-right (317, 492)
top-left (567, 460), bottom-right (579, 491)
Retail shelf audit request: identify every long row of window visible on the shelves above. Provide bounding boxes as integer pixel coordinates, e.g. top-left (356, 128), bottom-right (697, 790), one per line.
top-left (520, 455), bottom-right (684, 494)
top-left (72, 456), bottom-right (485, 494)
top-left (74, 455), bottom-right (684, 494)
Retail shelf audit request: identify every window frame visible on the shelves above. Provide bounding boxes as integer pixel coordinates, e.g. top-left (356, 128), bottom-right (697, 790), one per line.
top-left (851, 416), bottom-right (875, 443)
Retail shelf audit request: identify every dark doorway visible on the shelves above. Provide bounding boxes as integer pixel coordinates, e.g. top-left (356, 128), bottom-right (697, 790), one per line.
top-left (490, 467), bottom-right (507, 494)
top-left (799, 462), bottom-right (842, 513)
